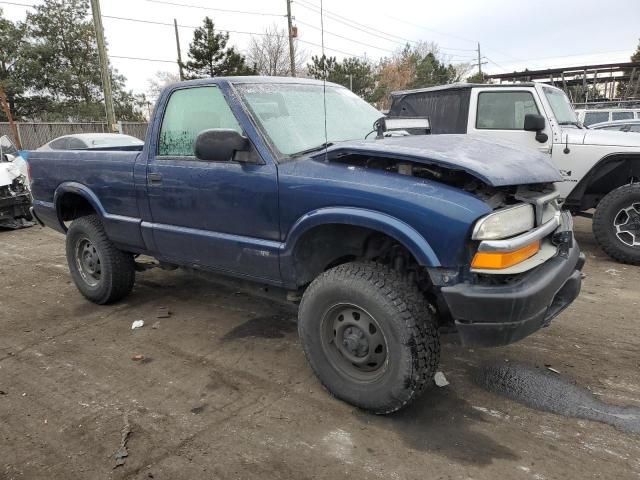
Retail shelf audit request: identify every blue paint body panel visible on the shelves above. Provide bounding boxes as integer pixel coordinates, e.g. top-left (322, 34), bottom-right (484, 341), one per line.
top-left (27, 76), bottom-right (556, 288)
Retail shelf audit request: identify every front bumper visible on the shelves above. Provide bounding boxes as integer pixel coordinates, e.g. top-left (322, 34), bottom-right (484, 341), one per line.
top-left (0, 194), bottom-right (32, 227)
top-left (441, 233), bottom-right (584, 347)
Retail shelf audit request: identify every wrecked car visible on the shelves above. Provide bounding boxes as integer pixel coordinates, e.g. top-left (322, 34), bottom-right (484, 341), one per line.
top-left (0, 135), bottom-right (32, 229)
top-left (28, 77), bottom-right (584, 413)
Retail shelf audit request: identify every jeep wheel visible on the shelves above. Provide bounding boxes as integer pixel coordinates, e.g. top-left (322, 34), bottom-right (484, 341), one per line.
top-left (66, 215), bottom-right (136, 304)
top-left (593, 184), bottom-right (640, 265)
top-left (298, 262), bottom-right (440, 414)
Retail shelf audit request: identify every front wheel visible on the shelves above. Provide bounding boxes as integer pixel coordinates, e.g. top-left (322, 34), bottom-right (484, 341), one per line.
top-left (298, 262), bottom-right (440, 414)
top-left (593, 184), bottom-right (640, 265)
top-left (66, 215), bottom-right (136, 304)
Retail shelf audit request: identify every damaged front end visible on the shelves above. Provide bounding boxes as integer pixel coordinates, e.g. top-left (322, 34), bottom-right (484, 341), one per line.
top-left (0, 164), bottom-right (33, 229)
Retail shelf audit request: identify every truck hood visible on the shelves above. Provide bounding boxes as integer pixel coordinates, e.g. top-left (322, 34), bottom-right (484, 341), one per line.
top-left (565, 128), bottom-right (640, 148)
top-left (314, 134), bottom-right (562, 187)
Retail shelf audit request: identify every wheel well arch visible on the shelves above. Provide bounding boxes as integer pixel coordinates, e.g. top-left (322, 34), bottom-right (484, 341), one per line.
top-left (282, 213), bottom-right (439, 288)
top-left (565, 153), bottom-right (640, 211)
top-left (54, 184), bottom-right (103, 230)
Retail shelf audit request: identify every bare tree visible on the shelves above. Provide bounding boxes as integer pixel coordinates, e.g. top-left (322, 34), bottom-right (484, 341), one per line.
top-left (147, 70), bottom-right (181, 102)
top-left (247, 24), bottom-right (307, 76)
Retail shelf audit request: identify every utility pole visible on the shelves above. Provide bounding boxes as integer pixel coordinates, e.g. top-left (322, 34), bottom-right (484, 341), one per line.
top-left (477, 42), bottom-right (482, 77)
top-left (0, 85), bottom-right (21, 149)
top-left (90, 0), bottom-right (116, 131)
top-left (286, 0), bottom-right (296, 77)
top-left (174, 19), bottom-right (185, 81)
top-left (349, 74), bottom-right (353, 91)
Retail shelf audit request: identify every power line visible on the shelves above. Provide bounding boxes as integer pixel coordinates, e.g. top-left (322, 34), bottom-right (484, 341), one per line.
top-left (102, 14), bottom-right (272, 36)
top-left (297, 39), bottom-right (366, 59)
top-left (295, 19), bottom-right (394, 54)
top-left (0, 1), bottom-right (35, 6)
top-left (295, 0), bottom-right (415, 47)
top-left (386, 14), bottom-right (477, 45)
top-left (484, 56), bottom-right (508, 73)
top-left (111, 55), bottom-right (176, 63)
top-left (143, 0), bottom-right (285, 18)
top-left (100, 13), bottom-right (366, 59)
top-left (295, 0), bottom-right (482, 55)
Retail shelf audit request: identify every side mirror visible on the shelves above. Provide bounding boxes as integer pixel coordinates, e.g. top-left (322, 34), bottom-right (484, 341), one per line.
top-left (194, 129), bottom-right (250, 162)
top-left (524, 113), bottom-right (545, 132)
top-left (0, 135), bottom-right (18, 160)
top-left (524, 113), bottom-right (548, 143)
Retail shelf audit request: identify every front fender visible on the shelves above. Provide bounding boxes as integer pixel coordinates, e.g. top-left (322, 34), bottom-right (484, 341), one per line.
top-left (280, 207), bottom-right (440, 286)
top-left (564, 153), bottom-right (640, 210)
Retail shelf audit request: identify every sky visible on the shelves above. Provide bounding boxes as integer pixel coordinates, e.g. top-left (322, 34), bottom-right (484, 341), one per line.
top-left (2, 0), bottom-right (639, 95)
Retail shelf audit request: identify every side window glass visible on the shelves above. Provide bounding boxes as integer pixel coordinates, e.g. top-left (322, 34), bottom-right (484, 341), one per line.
top-left (612, 112), bottom-right (634, 121)
top-left (583, 112), bottom-right (609, 126)
top-left (49, 138), bottom-right (68, 149)
top-left (67, 138), bottom-right (86, 149)
top-left (158, 86), bottom-right (241, 157)
top-left (476, 92), bottom-right (539, 130)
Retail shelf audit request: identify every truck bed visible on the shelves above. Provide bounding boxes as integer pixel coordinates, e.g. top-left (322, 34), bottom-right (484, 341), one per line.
top-left (29, 149), bottom-right (144, 248)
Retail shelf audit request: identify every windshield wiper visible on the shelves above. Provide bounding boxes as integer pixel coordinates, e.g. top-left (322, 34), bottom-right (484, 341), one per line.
top-left (558, 121), bottom-right (582, 128)
top-left (291, 142), bottom-right (334, 157)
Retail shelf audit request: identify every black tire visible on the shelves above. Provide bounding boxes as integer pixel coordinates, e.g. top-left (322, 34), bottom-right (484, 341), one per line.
top-left (593, 184), bottom-right (640, 265)
top-left (298, 262), bottom-right (440, 414)
top-left (65, 215), bottom-right (135, 304)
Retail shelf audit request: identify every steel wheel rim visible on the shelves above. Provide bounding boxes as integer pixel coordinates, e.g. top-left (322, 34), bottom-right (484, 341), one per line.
top-left (320, 303), bottom-right (389, 382)
top-left (75, 237), bottom-right (102, 287)
top-left (613, 202), bottom-right (640, 247)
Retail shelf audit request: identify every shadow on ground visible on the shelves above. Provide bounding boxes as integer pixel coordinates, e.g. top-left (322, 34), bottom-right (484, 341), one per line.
top-left (355, 387), bottom-right (519, 466)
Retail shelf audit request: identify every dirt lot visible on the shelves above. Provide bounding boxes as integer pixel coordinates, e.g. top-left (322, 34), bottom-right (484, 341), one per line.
top-left (1, 217), bottom-right (639, 480)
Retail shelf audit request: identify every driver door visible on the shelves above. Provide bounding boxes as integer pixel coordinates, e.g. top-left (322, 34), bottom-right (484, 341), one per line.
top-left (145, 85), bottom-right (281, 282)
top-left (468, 88), bottom-right (552, 154)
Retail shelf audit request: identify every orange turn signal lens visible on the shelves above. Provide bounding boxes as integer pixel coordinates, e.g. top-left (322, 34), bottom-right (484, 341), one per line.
top-left (471, 240), bottom-right (540, 270)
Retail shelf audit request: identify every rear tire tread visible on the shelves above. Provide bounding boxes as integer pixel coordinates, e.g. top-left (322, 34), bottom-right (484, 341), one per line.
top-left (66, 215), bottom-right (135, 304)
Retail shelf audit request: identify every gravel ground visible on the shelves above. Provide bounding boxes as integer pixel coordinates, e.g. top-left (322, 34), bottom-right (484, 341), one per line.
top-left (0, 217), bottom-right (639, 480)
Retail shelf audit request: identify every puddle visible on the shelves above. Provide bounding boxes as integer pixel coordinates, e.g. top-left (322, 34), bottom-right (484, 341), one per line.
top-left (475, 363), bottom-right (640, 434)
top-left (221, 313), bottom-right (296, 341)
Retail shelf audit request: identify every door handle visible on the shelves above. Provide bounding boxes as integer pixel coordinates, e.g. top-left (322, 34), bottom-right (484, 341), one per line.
top-left (148, 172), bottom-right (163, 186)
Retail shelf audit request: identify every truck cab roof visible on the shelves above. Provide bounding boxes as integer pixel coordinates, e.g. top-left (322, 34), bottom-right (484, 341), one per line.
top-left (169, 76), bottom-right (335, 89)
top-left (391, 82), bottom-right (539, 97)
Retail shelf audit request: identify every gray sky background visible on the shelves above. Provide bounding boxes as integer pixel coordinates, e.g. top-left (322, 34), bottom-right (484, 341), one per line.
top-left (2, 0), bottom-right (639, 94)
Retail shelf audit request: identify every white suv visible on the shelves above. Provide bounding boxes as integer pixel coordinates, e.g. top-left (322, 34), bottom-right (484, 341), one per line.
top-left (575, 108), bottom-right (640, 127)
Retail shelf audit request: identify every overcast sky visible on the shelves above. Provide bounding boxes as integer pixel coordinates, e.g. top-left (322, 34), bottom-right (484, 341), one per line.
top-left (2, 0), bottom-right (639, 95)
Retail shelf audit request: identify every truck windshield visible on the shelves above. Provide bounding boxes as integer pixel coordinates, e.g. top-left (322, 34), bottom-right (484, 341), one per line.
top-left (235, 83), bottom-right (381, 158)
top-left (543, 87), bottom-right (579, 125)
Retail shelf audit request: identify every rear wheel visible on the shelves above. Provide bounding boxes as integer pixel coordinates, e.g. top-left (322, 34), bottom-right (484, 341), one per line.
top-left (66, 215), bottom-right (135, 304)
top-left (593, 184), bottom-right (640, 265)
top-left (298, 262), bottom-right (440, 414)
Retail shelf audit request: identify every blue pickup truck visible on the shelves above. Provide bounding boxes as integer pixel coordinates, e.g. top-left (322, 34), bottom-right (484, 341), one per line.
top-left (28, 77), bottom-right (584, 413)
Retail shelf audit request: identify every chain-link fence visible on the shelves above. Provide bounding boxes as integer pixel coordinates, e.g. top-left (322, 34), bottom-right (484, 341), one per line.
top-left (118, 122), bottom-right (148, 141)
top-left (0, 121), bottom-right (149, 149)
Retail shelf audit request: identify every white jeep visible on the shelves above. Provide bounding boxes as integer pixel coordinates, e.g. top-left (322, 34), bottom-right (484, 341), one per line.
top-left (389, 82), bottom-right (640, 264)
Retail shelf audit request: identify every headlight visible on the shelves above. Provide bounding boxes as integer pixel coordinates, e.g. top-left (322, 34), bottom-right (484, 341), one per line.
top-left (472, 204), bottom-right (534, 240)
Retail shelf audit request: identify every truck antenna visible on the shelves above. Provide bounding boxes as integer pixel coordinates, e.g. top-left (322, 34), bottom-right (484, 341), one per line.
top-left (320, 0), bottom-right (328, 162)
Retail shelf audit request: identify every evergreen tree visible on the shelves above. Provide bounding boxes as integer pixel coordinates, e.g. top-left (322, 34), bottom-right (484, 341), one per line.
top-left (184, 17), bottom-right (255, 78)
top-left (616, 40), bottom-right (640, 98)
top-left (466, 72), bottom-right (488, 83)
top-left (307, 55), bottom-right (375, 101)
top-left (23, 0), bottom-right (142, 121)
